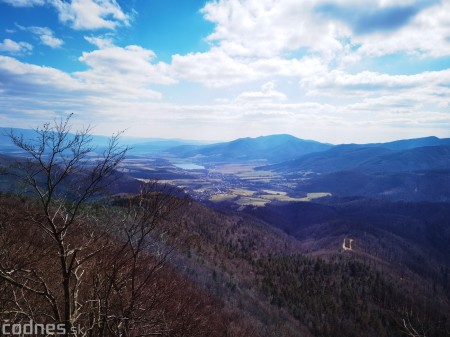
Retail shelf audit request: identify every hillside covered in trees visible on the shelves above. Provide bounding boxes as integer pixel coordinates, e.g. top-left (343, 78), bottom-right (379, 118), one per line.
top-left (0, 118), bottom-right (449, 337)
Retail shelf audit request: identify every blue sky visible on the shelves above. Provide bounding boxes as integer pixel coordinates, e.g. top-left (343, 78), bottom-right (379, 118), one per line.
top-left (1, 0), bottom-right (450, 143)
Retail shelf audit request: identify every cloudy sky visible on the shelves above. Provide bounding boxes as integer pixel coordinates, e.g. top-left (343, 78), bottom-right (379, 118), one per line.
top-left (1, 0), bottom-right (450, 143)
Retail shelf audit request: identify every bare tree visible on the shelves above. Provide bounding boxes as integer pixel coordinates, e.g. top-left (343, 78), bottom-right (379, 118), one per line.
top-left (88, 182), bottom-right (188, 336)
top-left (0, 117), bottom-right (257, 337)
top-left (0, 115), bottom-right (127, 336)
top-left (400, 310), bottom-right (427, 337)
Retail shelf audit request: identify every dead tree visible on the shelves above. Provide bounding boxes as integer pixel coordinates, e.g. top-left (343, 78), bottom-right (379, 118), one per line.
top-left (0, 117), bottom-right (244, 337)
top-left (0, 115), bottom-right (127, 336)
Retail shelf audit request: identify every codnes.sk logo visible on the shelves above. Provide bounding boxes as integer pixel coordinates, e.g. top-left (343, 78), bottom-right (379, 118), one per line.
top-left (1, 320), bottom-right (83, 336)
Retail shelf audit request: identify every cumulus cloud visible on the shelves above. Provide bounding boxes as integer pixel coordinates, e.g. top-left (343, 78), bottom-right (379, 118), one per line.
top-left (355, 1), bottom-right (450, 57)
top-left (2, 0), bottom-right (130, 30)
top-left (77, 45), bottom-right (176, 94)
top-left (301, 68), bottom-right (450, 99)
top-left (84, 35), bottom-right (114, 49)
top-left (196, 0), bottom-right (450, 72)
top-left (2, 51), bottom-right (449, 143)
top-left (0, 38), bottom-right (33, 54)
top-left (314, 1), bottom-right (435, 35)
top-left (170, 49), bottom-right (327, 88)
top-left (16, 25), bottom-right (64, 48)
top-left (0, 42), bottom-right (175, 106)
top-left (170, 0), bottom-right (449, 89)
top-left (236, 82), bottom-right (287, 102)
top-left (201, 0), bottom-right (348, 59)
top-left (31, 27), bottom-right (63, 48)
top-left (0, 55), bottom-right (79, 91)
top-left (1, 0), bottom-right (450, 143)
top-left (171, 48), bottom-right (257, 87)
top-left (49, 0), bottom-right (130, 30)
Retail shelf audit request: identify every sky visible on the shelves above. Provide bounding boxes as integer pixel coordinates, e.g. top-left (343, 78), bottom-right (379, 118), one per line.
top-left (0, 0), bottom-right (450, 144)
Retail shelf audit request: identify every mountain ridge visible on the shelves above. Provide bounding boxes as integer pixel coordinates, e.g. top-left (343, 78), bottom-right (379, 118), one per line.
top-left (165, 134), bottom-right (333, 163)
top-left (262, 144), bottom-right (450, 174)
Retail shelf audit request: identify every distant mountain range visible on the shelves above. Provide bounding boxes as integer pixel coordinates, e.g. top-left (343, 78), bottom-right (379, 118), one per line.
top-left (2, 127), bottom-right (449, 167)
top-left (157, 133), bottom-right (450, 201)
top-left (2, 128), bottom-right (449, 165)
top-left (359, 135), bottom-right (450, 150)
top-left (163, 134), bottom-right (450, 170)
top-left (165, 134), bottom-right (332, 163)
top-left (242, 137), bottom-right (449, 202)
top-left (0, 127), bottom-right (210, 156)
top-left (264, 144), bottom-right (450, 173)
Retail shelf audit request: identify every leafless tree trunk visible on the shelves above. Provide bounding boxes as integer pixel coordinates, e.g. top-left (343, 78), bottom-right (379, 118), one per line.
top-left (0, 115), bottom-right (127, 336)
top-left (401, 310), bottom-right (427, 337)
top-left (0, 116), bottom-right (254, 337)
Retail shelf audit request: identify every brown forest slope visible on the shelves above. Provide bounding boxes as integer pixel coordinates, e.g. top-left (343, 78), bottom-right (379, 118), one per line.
top-left (1, 192), bottom-right (450, 337)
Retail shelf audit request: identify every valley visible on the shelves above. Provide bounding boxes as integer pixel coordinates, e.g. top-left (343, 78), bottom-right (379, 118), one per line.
top-left (1, 129), bottom-right (450, 337)
top-left (121, 155), bottom-right (332, 207)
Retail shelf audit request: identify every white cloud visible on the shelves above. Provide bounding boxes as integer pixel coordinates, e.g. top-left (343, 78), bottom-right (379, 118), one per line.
top-left (1, 52), bottom-right (449, 143)
top-left (171, 48), bottom-right (257, 87)
top-left (251, 57), bottom-right (327, 78)
top-left (50, 0), bottom-right (130, 30)
top-left (171, 0), bottom-right (447, 88)
top-left (377, 0), bottom-right (417, 6)
top-left (354, 1), bottom-right (450, 58)
top-left (201, 0), bottom-right (348, 59)
top-left (236, 82), bottom-right (287, 102)
top-left (301, 68), bottom-right (450, 103)
top-left (193, 0), bottom-right (450, 85)
top-left (0, 42), bottom-right (175, 107)
top-left (0, 55), bottom-right (80, 90)
top-left (84, 35), bottom-right (114, 49)
top-left (32, 27), bottom-right (63, 48)
top-left (1, 0), bottom-right (450, 143)
top-left (3, 0), bottom-right (130, 31)
top-left (77, 45), bottom-right (176, 95)
top-left (39, 33), bottom-right (64, 48)
top-left (17, 25), bottom-right (64, 48)
top-left (0, 38), bottom-right (33, 54)
top-left (170, 48), bottom-right (327, 88)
